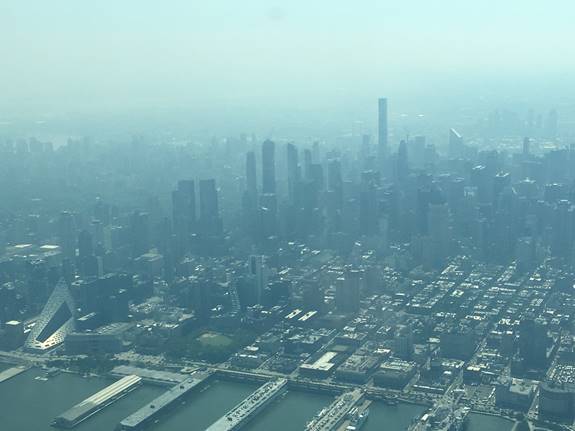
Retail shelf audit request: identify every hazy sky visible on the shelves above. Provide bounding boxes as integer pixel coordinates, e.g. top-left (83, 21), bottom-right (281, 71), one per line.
top-left (1, 1), bottom-right (574, 118)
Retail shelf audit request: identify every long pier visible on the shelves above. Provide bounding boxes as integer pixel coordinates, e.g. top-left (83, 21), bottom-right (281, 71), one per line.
top-left (214, 368), bottom-right (271, 384)
top-left (205, 378), bottom-right (288, 431)
top-left (118, 370), bottom-right (213, 430)
top-left (215, 369), bottom-right (349, 395)
top-left (111, 365), bottom-right (188, 386)
top-left (0, 365), bottom-right (28, 383)
top-left (306, 389), bottom-right (365, 431)
top-left (53, 375), bottom-right (142, 428)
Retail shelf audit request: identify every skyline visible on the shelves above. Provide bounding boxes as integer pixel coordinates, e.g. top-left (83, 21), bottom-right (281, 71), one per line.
top-left (2, 3), bottom-right (575, 429)
top-left (0, 1), bottom-right (574, 118)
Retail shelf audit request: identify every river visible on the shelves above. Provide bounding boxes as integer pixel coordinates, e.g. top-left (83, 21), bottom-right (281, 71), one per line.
top-left (0, 366), bottom-right (515, 431)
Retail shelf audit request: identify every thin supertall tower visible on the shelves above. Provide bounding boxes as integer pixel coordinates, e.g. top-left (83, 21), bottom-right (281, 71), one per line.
top-left (262, 139), bottom-right (276, 194)
top-left (378, 97), bottom-right (388, 157)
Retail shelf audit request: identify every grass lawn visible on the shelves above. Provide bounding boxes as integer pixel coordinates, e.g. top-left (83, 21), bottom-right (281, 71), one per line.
top-left (197, 332), bottom-right (233, 348)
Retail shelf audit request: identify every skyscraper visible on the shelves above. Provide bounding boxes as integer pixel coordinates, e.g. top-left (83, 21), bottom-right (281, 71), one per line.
top-left (249, 255), bottom-right (268, 305)
top-left (394, 324), bottom-right (414, 360)
top-left (303, 148), bottom-right (313, 180)
top-left (243, 151), bottom-right (259, 241)
top-left (378, 98), bottom-right (388, 158)
top-left (519, 316), bottom-right (553, 369)
top-left (77, 229), bottom-right (93, 261)
top-left (58, 211), bottom-right (76, 261)
top-left (359, 171), bottom-right (380, 236)
top-left (199, 179), bottom-right (222, 236)
top-left (545, 108), bottom-right (558, 139)
top-left (246, 151), bottom-right (257, 199)
top-left (77, 229), bottom-right (98, 276)
top-left (396, 139), bottom-right (409, 182)
top-left (427, 201), bottom-right (450, 268)
top-left (262, 139), bottom-right (276, 194)
top-left (335, 270), bottom-right (361, 313)
top-left (172, 179), bottom-right (196, 239)
top-left (129, 211), bottom-right (150, 257)
top-left (409, 135), bottom-right (426, 170)
top-left (326, 159), bottom-right (343, 232)
top-left (259, 193), bottom-right (278, 239)
top-left (448, 128), bottom-right (463, 158)
top-left (522, 137), bottom-right (531, 156)
top-left (286, 143), bottom-right (299, 202)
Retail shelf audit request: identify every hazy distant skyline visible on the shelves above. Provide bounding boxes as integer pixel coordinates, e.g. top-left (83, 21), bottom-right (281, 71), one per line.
top-left (1, 1), bottom-right (574, 121)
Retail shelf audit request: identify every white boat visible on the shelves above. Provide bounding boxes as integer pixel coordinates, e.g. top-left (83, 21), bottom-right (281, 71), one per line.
top-left (346, 407), bottom-right (369, 430)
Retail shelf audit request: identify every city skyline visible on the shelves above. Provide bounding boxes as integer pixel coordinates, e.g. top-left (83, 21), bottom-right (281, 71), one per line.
top-left (1, 2), bottom-right (575, 431)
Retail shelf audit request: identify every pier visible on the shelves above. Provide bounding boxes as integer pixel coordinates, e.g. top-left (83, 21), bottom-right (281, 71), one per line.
top-left (118, 370), bottom-right (212, 430)
top-left (0, 365), bottom-right (28, 383)
top-left (214, 368), bottom-right (271, 384)
top-left (53, 374), bottom-right (142, 428)
top-left (111, 365), bottom-right (188, 386)
top-left (306, 389), bottom-right (365, 431)
top-left (205, 378), bottom-right (288, 431)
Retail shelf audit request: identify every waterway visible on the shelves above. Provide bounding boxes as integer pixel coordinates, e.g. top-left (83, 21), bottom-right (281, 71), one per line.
top-left (151, 380), bottom-right (258, 431)
top-left (249, 390), bottom-right (331, 430)
top-left (0, 368), bottom-right (107, 431)
top-left (0, 365), bottom-right (517, 431)
top-left (363, 402), bottom-right (426, 431)
top-left (467, 412), bottom-right (515, 431)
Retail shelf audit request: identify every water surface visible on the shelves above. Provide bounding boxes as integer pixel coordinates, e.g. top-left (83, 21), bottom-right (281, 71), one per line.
top-left (150, 380), bottom-right (258, 431)
top-left (248, 390), bottom-right (332, 431)
top-left (363, 402), bottom-right (427, 431)
top-left (467, 412), bottom-right (515, 431)
top-left (0, 368), bottom-right (517, 431)
top-left (0, 369), bottom-right (108, 431)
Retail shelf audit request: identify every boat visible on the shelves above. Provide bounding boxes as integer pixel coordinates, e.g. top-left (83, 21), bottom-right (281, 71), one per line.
top-left (346, 407), bottom-right (369, 430)
top-left (45, 368), bottom-right (61, 377)
top-left (408, 403), bottom-right (469, 431)
top-left (305, 407), bottom-right (328, 429)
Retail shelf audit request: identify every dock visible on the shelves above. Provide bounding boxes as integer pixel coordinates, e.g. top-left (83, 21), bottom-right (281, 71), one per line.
top-left (205, 378), bottom-right (288, 431)
top-left (53, 374), bottom-right (142, 428)
top-left (111, 365), bottom-right (188, 386)
top-left (118, 370), bottom-right (212, 430)
top-left (0, 365), bottom-right (28, 383)
top-left (306, 389), bottom-right (365, 431)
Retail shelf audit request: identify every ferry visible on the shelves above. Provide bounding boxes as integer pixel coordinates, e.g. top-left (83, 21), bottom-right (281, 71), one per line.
top-left (346, 407), bottom-right (369, 430)
top-left (306, 407), bottom-right (328, 429)
top-left (408, 404), bottom-right (469, 431)
top-left (45, 368), bottom-right (61, 377)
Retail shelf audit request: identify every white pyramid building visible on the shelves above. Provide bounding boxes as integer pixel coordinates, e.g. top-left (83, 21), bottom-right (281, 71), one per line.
top-left (25, 278), bottom-right (76, 352)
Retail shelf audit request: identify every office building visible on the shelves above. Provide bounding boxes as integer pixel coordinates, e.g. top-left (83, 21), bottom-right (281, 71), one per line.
top-left (378, 98), bottom-right (388, 159)
top-left (262, 139), bottom-right (276, 194)
top-left (199, 179), bottom-right (223, 236)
